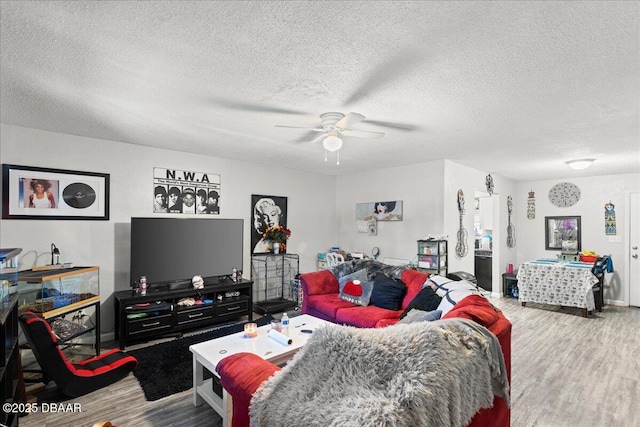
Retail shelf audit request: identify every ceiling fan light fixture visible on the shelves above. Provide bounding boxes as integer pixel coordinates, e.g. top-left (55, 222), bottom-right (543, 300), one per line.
top-left (565, 158), bottom-right (595, 170)
top-left (323, 135), bottom-right (343, 152)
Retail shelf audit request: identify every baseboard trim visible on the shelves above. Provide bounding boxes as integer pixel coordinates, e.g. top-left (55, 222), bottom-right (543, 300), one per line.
top-left (604, 299), bottom-right (625, 306)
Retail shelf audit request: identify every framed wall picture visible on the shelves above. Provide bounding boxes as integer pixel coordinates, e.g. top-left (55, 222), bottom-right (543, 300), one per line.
top-left (356, 200), bottom-right (403, 221)
top-left (545, 215), bottom-right (581, 251)
top-left (251, 195), bottom-right (287, 254)
top-left (2, 164), bottom-right (110, 220)
top-left (153, 167), bottom-right (221, 214)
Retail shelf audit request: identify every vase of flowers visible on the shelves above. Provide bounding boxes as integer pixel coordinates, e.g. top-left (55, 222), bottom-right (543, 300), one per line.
top-left (263, 225), bottom-right (291, 254)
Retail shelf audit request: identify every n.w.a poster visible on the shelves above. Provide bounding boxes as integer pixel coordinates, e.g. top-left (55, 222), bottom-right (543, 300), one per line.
top-left (152, 168), bottom-right (221, 214)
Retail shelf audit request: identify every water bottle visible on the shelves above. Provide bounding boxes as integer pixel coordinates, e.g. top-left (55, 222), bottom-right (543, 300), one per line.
top-left (281, 313), bottom-right (289, 336)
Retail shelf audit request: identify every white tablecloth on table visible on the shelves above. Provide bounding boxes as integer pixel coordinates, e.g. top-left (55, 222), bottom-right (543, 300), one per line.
top-left (517, 261), bottom-right (597, 311)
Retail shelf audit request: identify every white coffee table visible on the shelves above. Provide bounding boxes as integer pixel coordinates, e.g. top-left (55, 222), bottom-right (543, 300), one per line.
top-left (189, 314), bottom-right (331, 426)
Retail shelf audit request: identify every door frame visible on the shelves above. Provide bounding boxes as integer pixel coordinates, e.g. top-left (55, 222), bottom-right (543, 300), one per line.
top-left (473, 192), bottom-right (501, 296)
top-left (625, 190), bottom-right (639, 306)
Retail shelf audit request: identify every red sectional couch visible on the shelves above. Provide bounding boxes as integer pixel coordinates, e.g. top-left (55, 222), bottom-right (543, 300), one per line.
top-left (302, 268), bottom-right (428, 327)
top-left (216, 268), bottom-right (511, 427)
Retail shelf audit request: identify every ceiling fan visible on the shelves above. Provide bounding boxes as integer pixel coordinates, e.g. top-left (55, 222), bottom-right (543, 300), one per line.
top-left (275, 112), bottom-right (385, 165)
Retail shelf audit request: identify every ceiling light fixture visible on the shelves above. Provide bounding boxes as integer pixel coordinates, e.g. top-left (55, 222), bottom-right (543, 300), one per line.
top-left (565, 159), bottom-right (595, 170)
top-left (323, 135), bottom-right (342, 152)
top-left (323, 134), bottom-right (343, 165)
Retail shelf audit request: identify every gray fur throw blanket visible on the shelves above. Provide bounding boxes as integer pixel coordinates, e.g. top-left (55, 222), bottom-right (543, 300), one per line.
top-left (250, 318), bottom-right (510, 427)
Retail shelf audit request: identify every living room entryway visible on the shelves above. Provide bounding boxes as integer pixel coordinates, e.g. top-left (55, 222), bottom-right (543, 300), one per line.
top-left (474, 193), bottom-right (495, 292)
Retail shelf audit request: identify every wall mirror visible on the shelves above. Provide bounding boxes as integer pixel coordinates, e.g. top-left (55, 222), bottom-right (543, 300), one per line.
top-left (545, 216), bottom-right (581, 252)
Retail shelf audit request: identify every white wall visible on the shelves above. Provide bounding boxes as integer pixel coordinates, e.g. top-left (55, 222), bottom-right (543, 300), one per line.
top-left (335, 160), bottom-right (638, 304)
top-left (515, 173), bottom-right (640, 305)
top-left (443, 160), bottom-right (519, 294)
top-left (2, 123), bottom-right (638, 341)
top-left (0, 124), bottom-right (338, 338)
top-left (334, 159), bottom-right (520, 296)
top-left (335, 160), bottom-right (445, 263)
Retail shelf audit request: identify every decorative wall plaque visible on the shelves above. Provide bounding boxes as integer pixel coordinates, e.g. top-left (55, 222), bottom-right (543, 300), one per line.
top-left (548, 182), bottom-right (580, 208)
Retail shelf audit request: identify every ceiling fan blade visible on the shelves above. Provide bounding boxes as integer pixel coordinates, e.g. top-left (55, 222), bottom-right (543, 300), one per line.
top-left (275, 125), bottom-right (324, 131)
top-left (364, 120), bottom-right (418, 131)
top-left (309, 133), bottom-right (328, 144)
top-left (343, 49), bottom-right (423, 106)
top-left (341, 129), bottom-right (385, 139)
top-left (295, 130), bottom-right (323, 143)
top-left (211, 98), bottom-right (307, 115)
top-left (335, 112), bottom-right (365, 129)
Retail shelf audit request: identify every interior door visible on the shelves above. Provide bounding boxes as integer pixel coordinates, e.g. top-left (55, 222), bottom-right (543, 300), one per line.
top-left (630, 192), bottom-right (640, 307)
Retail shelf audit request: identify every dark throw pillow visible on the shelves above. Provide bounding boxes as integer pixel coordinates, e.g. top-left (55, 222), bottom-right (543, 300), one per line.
top-left (400, 285), bottom-right (443, 319)
top-left (370, 273), bottom-right (406, 311)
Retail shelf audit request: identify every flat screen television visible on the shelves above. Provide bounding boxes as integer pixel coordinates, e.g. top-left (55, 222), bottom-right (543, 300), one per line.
top-left (130, 217), bottom-right (243, 287)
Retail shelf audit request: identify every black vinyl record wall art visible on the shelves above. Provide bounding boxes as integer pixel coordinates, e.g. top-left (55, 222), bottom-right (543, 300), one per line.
top-left (62, 182), bottom-right (96, 209)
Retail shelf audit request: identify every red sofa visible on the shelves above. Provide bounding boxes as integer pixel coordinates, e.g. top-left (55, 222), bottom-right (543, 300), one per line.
top-left (301, 268), bottom-right (427, 327)
top-left (216, 268), bottom-right (511, 427)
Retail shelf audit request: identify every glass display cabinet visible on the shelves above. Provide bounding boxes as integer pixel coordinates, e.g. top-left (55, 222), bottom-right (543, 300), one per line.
top-left (17, 266), bottom-right (101, 355)
top-left (0, 248), bottom-right (21, 302)
top-left (16, 266), bottom-right (100, 317)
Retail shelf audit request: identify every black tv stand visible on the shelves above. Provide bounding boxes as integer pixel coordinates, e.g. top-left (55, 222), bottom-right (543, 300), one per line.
top-left (167, 279), bottom-right (192, 290)
top-left (204, 275), bottom-right (238, 285)
top-left (163, 275), bottom-right (234, 290)
top-left (114, 279), bottom-right (253, 349)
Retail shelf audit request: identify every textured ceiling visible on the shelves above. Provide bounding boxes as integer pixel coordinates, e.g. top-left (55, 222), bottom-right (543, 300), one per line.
top-left (1, 1), bottom-right (638, 180)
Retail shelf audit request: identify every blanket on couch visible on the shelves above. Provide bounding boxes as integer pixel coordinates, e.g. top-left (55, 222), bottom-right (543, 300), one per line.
top-left (250, 318), bottom-right (510, 427)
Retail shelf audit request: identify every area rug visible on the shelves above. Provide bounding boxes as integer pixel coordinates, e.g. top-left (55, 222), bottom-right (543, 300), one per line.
top-left (129, 315), bottom-right (273, 401)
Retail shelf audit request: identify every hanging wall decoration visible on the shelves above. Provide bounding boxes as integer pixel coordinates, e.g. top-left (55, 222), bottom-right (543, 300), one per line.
top-left (485, 174), bottom-right (494, 196)
top-left (527, 190), bottom-right (535, 219)
top-left (604, 201), bottom-right (616, 235)
top-left (153, 167), bottom-right (221, 214)
top-left (356, 219), bottom-right (378, 236)
top-left (548, 182), bottom-right (580, 208)
top-left (367, 220), bottom-right (378, 236)
top-left (507, 196), bottom-right (516, 248)
top-left (455, 189), bottom-right (469, 258)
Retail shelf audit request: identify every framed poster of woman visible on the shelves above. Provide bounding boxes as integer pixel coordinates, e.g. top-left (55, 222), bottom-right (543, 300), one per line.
top-left (251, 195), bottom-right (288, 254)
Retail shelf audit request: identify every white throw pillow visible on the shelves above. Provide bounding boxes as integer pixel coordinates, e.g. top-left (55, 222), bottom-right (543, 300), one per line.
top-left (426, 276), bottom-right (483, 316)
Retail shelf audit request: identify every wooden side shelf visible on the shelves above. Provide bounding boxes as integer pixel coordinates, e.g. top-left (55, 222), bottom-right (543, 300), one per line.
top-left (502, 272), bottom-right (518, 298)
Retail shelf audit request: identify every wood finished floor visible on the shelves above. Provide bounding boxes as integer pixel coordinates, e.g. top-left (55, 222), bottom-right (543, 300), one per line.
top-left (492, 297), bottom-right (640, 427)
top-left (19, 299), bottom-right (640, 427)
